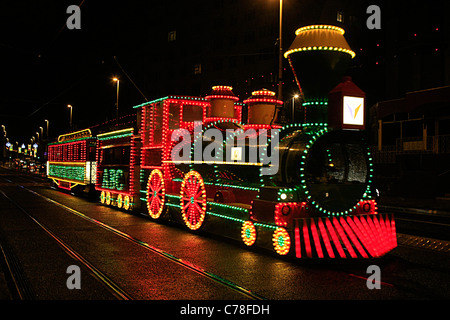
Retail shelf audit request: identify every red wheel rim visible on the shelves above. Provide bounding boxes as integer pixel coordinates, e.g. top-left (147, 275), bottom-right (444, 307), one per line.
top-left (180, 171), bottom-right (206, 230)
top-left (147, 169), bottom-right (165, 219)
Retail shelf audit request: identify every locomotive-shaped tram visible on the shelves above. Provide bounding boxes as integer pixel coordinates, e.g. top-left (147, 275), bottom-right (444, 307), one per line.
top-left (47, 25), bottom-right (397, 259)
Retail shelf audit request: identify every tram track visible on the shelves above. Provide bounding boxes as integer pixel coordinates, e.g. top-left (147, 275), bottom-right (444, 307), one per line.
top-left (0, 174), bottom-right (267, 300)
top-left (0, 188), bottom-right (132, 300)
top-left (2, 169), bottom-right (449, 300)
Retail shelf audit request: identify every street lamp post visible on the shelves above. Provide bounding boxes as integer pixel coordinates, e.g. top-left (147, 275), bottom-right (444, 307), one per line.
top-left (45, 120), bottom-right (49, 140)
top-left (292, 94), bottom-right (299, 123)
top-left (278, 0), bottom-right (283, 101)
top-left (113, 77), bottom-right (120, 124)
top-left (67, 105), bottom-right (73, 130)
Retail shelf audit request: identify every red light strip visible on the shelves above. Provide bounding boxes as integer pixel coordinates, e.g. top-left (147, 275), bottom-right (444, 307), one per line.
top-left (387, 214), bottom-right (397, 250)
top-left (294, 220), bottom-right (301, 258)
top-left (318, 218), bottom-right (334, 258)
top-left (302, 219), bottom-right (312, 258)
top-left (310, 219), bottom-right (324, 258)
top-left (353, 216), bottom-right (378, 257)
top-left (332, 217), bottom-right (356, 258)
top-left (346, 216), bottom-right (376, 257)
top-left (325, 218), bottom-right (346, 258)
top-left (366, 215), bottom-right (385, 254)
top-left (339, 217), bottom-right (368, 258)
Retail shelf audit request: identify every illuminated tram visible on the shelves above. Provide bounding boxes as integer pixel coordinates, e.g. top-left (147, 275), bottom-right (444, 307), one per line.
top-left (47, 129), bottom-right (97, 194)
top-left (47, 24), bottom-right (397, 258)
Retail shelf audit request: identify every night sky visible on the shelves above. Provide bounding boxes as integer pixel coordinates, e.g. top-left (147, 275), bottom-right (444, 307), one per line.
top-left (1, 0), bottom-right (448, 147)
top-left (1, 1), bottom-right (159, 144)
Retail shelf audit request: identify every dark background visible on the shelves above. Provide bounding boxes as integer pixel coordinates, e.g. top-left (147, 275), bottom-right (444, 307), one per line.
top-left (1, 0), bottom-right (448, 146)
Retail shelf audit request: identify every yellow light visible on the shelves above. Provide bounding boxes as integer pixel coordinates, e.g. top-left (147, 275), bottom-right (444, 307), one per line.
top-left (48, 161), bottom-right (86, 167)
top-left (285, 46), bottom-right (356, 58)
top-left (212, 85), bottom-right (233, 91)
top-left (146, 169), bottom-right (165, 219)
top-left (113, 77), bottom-right (119, 82)
top-left (252, 89), bottom-right (276, 96)
top-left (241, 221), bottom-right (257, 246)
top-left (180, 171), bottom-right (207, 230)
top-left (97, 127), bottom-right (133, 138)
top-left (272, 227), bottom-right (291, 255)
top-left (295, 24), bottom-right (345, 36)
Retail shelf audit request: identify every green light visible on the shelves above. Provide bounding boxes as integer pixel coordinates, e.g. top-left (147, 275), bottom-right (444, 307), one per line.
top-left (102, 168), bottom-right (125, 191)
top-left (48, 164), bottom-right (85, 182)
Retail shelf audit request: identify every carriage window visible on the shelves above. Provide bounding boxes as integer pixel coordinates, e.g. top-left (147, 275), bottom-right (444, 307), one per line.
top-left (182, 104), bottom-right (203, 122)
top-left (153, 102), bottom-right (163, 129)
top-left (169, 103), bottom-right (181, 129)
top-left (101, 147), bottom-right (130, 165)
top-left (153, 102), bottom-right (163, 144)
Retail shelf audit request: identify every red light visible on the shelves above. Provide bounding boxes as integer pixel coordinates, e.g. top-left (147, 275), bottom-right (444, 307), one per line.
top-left (325, 218), bottom-right (346, 258)
top-left (339, 217), bottom-right (368, 258)
top-left (295, 220), bottom-right (301, 258)
top-left (302, 219), bottom-right (312, 258)
top-left (310, 219), bottom-right (324, 258)
top-left (332, 218), bottom-right (357, 258)
top-left (318, 218), bottom-right (334, 258)
top-left (347, 216), bottom-right (377, 257)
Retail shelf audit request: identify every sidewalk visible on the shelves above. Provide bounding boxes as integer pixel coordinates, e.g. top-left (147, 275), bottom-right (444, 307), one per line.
top-left (378, 195), bottom-right (450, 214)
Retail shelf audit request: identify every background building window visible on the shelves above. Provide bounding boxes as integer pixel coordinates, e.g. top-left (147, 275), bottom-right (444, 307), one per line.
top-left (194, 63), bottom-right (202, 75)
top-left (168, 30), bottom-right (176, 42)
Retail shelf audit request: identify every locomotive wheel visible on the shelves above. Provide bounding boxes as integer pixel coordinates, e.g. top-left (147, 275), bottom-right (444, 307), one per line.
top-left (117, 194), bottom-right (123, 209)
top-left (146, 169), bottom-right (165, 219)
top-left (100, 191), bottom-right (106, 204)
top-left (272, 227), bottom-right (291, 255)
top-left (123, 195), bottom-right (131, 211)
top-left (180, 171), bottom-right (207, 230)
top-left (105, 192), bottom-right (112, 206)
top-left (241, 221), bottom-right (257, 246)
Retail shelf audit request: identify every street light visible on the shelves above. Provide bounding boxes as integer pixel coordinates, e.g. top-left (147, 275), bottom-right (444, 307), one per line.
top-left (67, 105), bottom-right (72, 130)
top-left (113, 77), bottom-right (120, 124)
top-left (277, 0), bottom-right (283, 101)
top-left (45, 119), bottom-right (49, 140)
top-left (292, 94), bottom-right (299, 123)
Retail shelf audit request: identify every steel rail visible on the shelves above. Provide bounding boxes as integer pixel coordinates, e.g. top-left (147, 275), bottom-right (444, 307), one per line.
top-left (24, 187), bottom-right (267, 300)
top-left (0, 188), bottom-right (132, 300)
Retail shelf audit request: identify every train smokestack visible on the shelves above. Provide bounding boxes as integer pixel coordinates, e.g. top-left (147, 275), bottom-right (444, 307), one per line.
top-left (243, 89), bottom-right (283, 125)
top-left (205, 85), bottom-right (239, 119)
top-left (284, 25), bottom-right (355, 123)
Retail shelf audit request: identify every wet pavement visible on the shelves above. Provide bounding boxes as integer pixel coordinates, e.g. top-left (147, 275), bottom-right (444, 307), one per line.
top-left (0, 167), bottom-right (449, 302)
